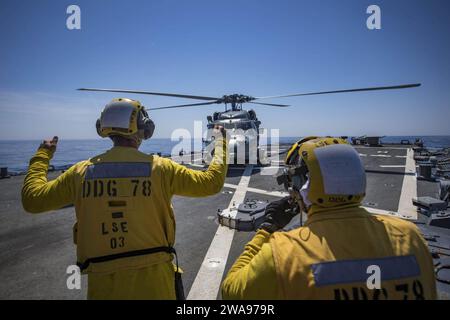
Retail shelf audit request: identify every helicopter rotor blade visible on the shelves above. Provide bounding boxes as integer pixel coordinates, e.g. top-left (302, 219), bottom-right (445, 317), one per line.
top-left (254, 83), bottom-right (421, 100)
top-left (249, 102), bottom-right (290, 107)
top-left (77, 88), bottom-right (220, 101)
top-left (148, 101), bottom-right (219, 110)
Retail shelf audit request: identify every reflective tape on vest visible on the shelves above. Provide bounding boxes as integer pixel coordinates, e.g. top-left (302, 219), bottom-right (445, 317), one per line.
top-left (85, 162), bottom-right (152, 180)
top-left (311, 255), bottom-right (420, 287)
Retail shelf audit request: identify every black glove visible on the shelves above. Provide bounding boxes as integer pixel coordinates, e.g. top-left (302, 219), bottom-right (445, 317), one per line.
top-left (259, 196), bottom-right (298, 233)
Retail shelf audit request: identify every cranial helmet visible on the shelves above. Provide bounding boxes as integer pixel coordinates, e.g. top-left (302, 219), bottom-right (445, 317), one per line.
top-left (96, 98), bottom-right (155, 140)
top-left (281, 136), bottom-right (366, 211)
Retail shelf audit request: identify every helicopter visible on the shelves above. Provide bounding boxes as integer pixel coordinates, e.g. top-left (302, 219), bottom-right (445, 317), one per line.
top-left (78, 83), bottom-right (421, 165)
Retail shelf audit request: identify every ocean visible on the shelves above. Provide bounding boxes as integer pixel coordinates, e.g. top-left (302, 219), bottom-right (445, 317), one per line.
top-left (1, 136), bottom-right (450, 174)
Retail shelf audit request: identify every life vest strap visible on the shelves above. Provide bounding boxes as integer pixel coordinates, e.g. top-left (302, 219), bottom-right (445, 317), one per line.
top-left (77, 246), bottom-right (176, 272)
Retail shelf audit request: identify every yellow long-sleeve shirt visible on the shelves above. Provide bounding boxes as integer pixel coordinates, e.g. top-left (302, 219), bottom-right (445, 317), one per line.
top-left (22, 138), bottom-right (228, 299)
top-left (222, 229), bottom-right (279, 299)
top-left (222, 207), bottom-right (437, 300)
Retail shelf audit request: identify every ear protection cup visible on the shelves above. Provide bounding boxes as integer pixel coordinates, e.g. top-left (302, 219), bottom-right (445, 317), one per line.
top-left (95, 118), bottom-right (105, 137)
top-left (137, 108), bottom-right (155, 140)
top-left (143, 117), bottom-right (155, 140)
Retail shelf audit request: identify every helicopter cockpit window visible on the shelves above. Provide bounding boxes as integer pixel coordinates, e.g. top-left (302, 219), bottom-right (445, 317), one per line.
top-left (222, 123), bottom-right (233, 130)
top-left (223, 121), bottom-right (256, 130)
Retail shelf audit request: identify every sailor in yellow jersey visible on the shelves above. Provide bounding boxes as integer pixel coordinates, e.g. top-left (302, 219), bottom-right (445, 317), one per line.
top-left (22, 98), bottom-right (228, 300)
top-left (222, 136), bottom-right (437, 300)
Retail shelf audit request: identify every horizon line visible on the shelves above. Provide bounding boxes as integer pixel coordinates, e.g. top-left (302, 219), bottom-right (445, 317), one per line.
top-left (1, 134), bottom-right (450, 142)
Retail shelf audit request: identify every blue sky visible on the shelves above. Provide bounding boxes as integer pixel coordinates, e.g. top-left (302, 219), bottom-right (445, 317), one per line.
top-left (0, 0), bottom-right (449, 139)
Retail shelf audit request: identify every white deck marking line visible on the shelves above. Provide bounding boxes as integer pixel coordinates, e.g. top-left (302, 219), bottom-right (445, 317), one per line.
top-left (354, 146), bottom-right (412, 150)
top-left (370, 154), bottom-right (392, 158)
top-left (395, 156), bottom-right (407, 158)
top-left (187, 165), bottom-right (254, 300)
top-left (379, 165), bottom-right (406, 168)
top-left (259, 166), bottom-right (284, 175)
top-left (397, 148), bottom-right (418, 220)
top-left (246, 187), bottom-right (287, 198)
top-left (359, 153), bottom-right (367, 157)
top-left (195, 166), bottom-right (283, 171)
top-left (187, 165), bottom-right (261, 170)
top-left (225, 182), bottom-right (417, 221)
top-left (223, 183), bottom-right (415, 220)
top-left (223, 183), bottom-right (239, 189)
top-left (223, 184), bottom-right (412, 218)
top-left (223, 183), bottom-right (288, 198)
